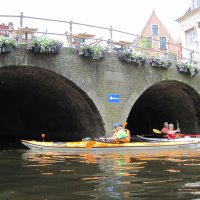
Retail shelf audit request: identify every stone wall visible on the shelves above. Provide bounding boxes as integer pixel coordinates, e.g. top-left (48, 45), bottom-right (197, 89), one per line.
top-left (1, 46), bottom-right (200, 135)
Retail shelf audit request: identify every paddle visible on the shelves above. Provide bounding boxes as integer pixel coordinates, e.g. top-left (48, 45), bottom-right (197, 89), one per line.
top-left (85, 122), bottom-right (128, 149)
top-left (153, 129), bottom-right (161, 134)
top-left (176, 120), bottom-right (179, 129)
top-left (85, 141), bottom-right (97, 149)
top-left (176, 120), bottom-right (181, 132)
top-left (175, 120), bottom-right (181, 138)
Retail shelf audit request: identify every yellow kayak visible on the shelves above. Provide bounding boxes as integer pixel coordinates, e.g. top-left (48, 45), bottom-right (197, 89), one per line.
top-left (21, 139), bottom-right (200, 151)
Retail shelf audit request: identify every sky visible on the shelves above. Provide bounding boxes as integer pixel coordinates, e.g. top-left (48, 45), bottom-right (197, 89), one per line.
top-left (0, 0), bottom-right (191, 44)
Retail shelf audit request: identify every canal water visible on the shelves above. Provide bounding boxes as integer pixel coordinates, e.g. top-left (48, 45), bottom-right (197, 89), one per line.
top-left (1, 148), bottom-right (200, 200)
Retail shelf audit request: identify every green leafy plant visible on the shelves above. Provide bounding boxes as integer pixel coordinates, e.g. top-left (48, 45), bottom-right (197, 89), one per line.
top-left (0, 36), bottom-right (17, 47)
top-left (77, 44), bottom-right (107, 59)
top-left (27, 37), bottom-right (63, 54)
top-left (117, 49), bottom-right (147, 66)
top-left (149, 55), bottom-right (172, 68)
top-left (177, 60), bottom-right (199, 76)
top-left (0, 36), bottom-right (17, 53)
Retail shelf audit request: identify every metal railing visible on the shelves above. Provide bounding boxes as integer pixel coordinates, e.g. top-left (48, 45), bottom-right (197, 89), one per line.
top-left (0, 12), bottom-right (200, 64)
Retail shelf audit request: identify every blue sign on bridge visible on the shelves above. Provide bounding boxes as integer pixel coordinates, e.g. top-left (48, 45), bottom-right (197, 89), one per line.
top-left (108, 94), bottom-right (120, 103)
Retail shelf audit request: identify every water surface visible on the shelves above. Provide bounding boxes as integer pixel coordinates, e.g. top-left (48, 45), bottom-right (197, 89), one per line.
top-left (1, 148), bottom-right (200, 200)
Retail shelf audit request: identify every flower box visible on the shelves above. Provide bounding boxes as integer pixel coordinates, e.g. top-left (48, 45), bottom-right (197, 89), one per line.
top-left (149, 56), bottom-right (172, 69)
top-left (77, 44), bottom-right (107, 59)
top-left (177, 61), bottom-right (199, 76)
top-left (117, 49), bottom-right (147, 66)
top-left (178, 65), bottom-right (188, 72)
top-left (1, 45), bottom-right (13, 53)
top-left (27, 37), bottom-right (63, 54)
top-left (32, 45), bottom-right (40, 53)
top-left (0, 36), bottom-right (16, 54)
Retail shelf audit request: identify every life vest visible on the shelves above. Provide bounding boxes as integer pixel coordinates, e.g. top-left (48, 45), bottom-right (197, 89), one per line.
top-left (124, 129), bottom-right (131, 142)
top-left (115, 129), bottom-right (131, 143)
top-left (167, 132), bottom-right (176, 139)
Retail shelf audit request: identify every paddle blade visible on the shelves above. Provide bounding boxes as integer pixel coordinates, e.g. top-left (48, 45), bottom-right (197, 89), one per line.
top-left (86, 141), bottom-right (96, 149)
top-left (153, 129), bottom-right (161, 134)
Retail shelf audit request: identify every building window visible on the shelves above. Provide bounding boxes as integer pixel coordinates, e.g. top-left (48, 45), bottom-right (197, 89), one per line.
top-left (192, 0), bottom-right (200, 9)
top-left (152, 25), bottom-right (159, 35)
top-left (185, 28), bottom-right (196, 49)
top-left (147, 37), bottom-right (152, 48)
top-left (160, 37), bottom-right (167, 49)
top-left (142, 37), bottom-right (152, 48)
top-left (197, 0), bottom-right (200, 7)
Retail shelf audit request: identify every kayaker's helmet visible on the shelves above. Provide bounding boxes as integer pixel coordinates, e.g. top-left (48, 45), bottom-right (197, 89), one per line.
top-left (113, 122), bottom-right (123, 128)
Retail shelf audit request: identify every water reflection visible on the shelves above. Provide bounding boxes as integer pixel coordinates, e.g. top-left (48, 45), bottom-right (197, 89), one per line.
top-left (1, 148), bottom-right (200, 199)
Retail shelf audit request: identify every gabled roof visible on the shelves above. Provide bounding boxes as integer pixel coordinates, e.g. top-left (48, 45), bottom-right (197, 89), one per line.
top-left (140, 10), bottom-right (175, 42)
top-left (140, 10), bottom-right (156, 36)
top-left (176, 6), bottom-right (200, 22)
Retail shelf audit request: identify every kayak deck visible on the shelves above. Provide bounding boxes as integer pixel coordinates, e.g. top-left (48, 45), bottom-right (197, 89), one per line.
top-left (137, 135), bottom-right (200, 142)
top-left (21, 139), bottom-right (200, 151)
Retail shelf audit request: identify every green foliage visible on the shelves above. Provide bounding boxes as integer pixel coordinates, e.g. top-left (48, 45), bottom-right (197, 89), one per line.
top-left (117, 49), bottom-right (147, 67)
top-left (90, 44), bottom-right (106, 59)
top-left (27, 37), bottom-right (63, 54)
top-left (77, 44), bottom-right (107, 59)
top-left (149, 55), bottom-right (172, 68)
top-left (0, 36), bottom-right (17, 47)
top-left (177, 60), bottom-right (199, 76)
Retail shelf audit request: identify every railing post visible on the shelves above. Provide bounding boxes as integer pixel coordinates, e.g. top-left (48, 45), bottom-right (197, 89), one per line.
top-left (19, 12), bottom-right (23, 44)
top-left (110, 26), bottom-right (113, 51)
top-left (69, 20), bottom-right (73, 47)
top-left (140, 35), bottom-right (144, 53)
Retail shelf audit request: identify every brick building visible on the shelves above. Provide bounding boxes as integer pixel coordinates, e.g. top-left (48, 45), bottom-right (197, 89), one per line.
top-left (135, 10), bottom-right (177, 57)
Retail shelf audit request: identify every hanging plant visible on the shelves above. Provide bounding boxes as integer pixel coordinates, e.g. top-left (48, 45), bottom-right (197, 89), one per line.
top-left (177, 60), bottom-right (199, 76)
top-left (0, 36), bottom-right (17, 53)
top-left (27, 37), bottom-right (63, 54)
top-left (149, 55), bottom-right (172, 68)
top-left (77, 44), bottom-right (107, 59)
top-left (117, 49), bottom-right (147, 67)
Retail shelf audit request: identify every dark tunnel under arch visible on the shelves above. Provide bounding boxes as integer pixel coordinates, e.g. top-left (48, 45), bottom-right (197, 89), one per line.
top-left (0, 66), bottom-right (105, 148)
top-left (127, 80), bottom-right (200, 136)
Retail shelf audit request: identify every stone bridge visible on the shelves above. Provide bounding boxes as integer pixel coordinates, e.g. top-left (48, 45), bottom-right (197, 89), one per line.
top-left (1, 45), bottom-right (200, 144)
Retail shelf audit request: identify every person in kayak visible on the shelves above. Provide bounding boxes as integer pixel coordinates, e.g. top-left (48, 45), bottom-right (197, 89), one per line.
top-left (167, 123), bottom-right (180, 139)
top-left (161, 122), bottom-right (169, 134)
top-left (98, 122), bottom-right (130, 143)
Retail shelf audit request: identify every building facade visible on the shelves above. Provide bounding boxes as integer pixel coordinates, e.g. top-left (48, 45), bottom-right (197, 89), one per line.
top-left (176, 0), bottom-right (200, 62)
top-left (0, 22), bottom-right (14, 37)
top-left (135, 10), bottom-right (177, 57)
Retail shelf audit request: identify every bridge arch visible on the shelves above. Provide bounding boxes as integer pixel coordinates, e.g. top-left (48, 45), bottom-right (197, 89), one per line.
top-left (0, 65), bottom-right (105, 145)
top-left (125, 80), bottom-right (200, 135)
